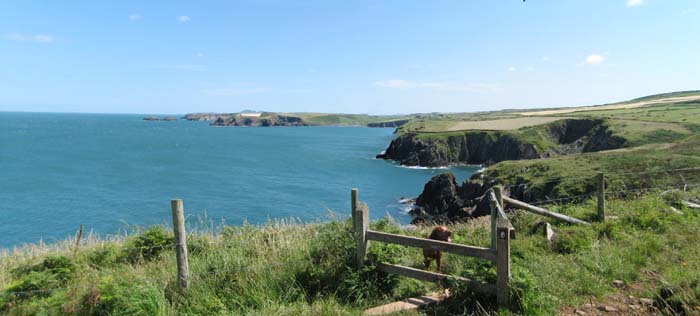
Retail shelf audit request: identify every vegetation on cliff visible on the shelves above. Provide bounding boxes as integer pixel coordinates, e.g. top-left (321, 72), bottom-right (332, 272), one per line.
top-left (379, 91), bottom-right (700, 168)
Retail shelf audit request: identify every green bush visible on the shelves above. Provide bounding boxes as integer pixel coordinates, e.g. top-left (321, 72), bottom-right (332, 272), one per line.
top-left (87, 244), bottom-right (120, 269)
top-left (119, 226), bottom-right (173, 263)
top-left (11, 255), bottom-right (76, 281)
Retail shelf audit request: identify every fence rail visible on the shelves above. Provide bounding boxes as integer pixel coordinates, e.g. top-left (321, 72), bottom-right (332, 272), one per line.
top-left (352, 188), bottom-right (514, 308)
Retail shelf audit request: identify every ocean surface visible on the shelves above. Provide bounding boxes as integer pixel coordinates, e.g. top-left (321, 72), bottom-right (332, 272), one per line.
top-left (0, 112), bottom-right (477, 249)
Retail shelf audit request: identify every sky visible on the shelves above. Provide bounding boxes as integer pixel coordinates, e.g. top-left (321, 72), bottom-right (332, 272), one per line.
top-left (1, 0), bottom-right (699, 115)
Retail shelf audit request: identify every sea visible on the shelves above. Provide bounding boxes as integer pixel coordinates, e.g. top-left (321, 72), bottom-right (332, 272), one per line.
top-left (0, 112), bottom-right (477, 249)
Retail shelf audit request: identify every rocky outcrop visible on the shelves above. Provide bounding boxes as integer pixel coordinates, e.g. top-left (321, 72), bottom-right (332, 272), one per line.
top-left (143, 116), bottom-right (178, 121)
top-left (378, 119), bottom-right (627, 167)
top-left (410, 173), bottom-right (490, 224)
top-left (546, 119), bottom-right (627, 155)
top-left (377, 132), bottom-right (541, 167)
top-left (367, 119), bottom-right (410, 128)
top-left (182, 113), bottom-right (230, 121)
top-left (211, 115), bottom-right (307, 127)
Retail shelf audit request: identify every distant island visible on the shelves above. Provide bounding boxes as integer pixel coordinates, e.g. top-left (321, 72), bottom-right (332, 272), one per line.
top-left (143, 116), bottom-right (178, 121)
top-left (182, 111), bottom-right (415, 127)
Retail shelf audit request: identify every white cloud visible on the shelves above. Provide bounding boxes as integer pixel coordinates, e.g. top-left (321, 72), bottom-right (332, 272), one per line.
top-left (203, 88), bottom-right (266, 96)
top-left (527, 66), bottom-right (535, 71)
top-left (374, 80), bottom-right (501, 92)
top-left (508, 66), bottom-right (517, 72)
top-left (196, 52), bottom-right (205, 57)
top-left (128, 13), bottom-right (142, 21)
top-left (177, 16), bottom-right (191, 23)
top-left (4, 34), bottom-right (55, 43)
top-left (585, 54), bottom-right (606, 65)
top-left (627, 0), bottom-right (645, 7)
top-left (150, 64), bottom-right (206, 71)
top-left (542, 56), bottom-right (550, 62)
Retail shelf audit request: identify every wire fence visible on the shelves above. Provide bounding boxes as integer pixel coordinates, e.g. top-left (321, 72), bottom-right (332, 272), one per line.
top-left (499, 166), bottom-right (700, 206)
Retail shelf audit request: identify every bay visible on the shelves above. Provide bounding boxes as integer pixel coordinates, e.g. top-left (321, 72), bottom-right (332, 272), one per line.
top-left (0, 112), bottom-right (477, 248)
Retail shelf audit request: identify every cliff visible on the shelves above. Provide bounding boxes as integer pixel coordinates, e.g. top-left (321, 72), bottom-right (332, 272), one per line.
top-left (211, 114), bottom-right (308, 127)
top-left (377, 119), bottom-right (627, 167)
top-left (367, 119), bottom-right (410, 128)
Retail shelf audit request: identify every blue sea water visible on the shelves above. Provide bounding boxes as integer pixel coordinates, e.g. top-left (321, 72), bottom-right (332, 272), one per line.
top-left (0, 112), bottom-right (477, 249)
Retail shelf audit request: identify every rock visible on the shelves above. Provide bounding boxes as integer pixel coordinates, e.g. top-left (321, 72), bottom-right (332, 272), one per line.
top-left (575, 310), bottom-right (587, 315)
top-left (612, 280), bottom-right (625, 288)
top-left (415, 173), bottom-right (461, 215)
top-left (597, 305), bottom-right (619, 312)
top-left (639, 298), bottom-right (654, 305)
top-left (413, 173), bottom-right (491, 222)
top-left (143, 116), bottom-right (160, 121)
top-left (684, 201), bottom-right (700, 209)
top-left (629, 304), bottom-right (640, 310)
top-left (530, 221), bottom-right (555, 241)
top-left (211, 114), bottom-right (307, 127)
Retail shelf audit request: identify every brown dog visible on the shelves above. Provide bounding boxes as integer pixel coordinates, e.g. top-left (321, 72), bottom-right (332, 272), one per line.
top-left (423, 226), bottom-right (452, 273)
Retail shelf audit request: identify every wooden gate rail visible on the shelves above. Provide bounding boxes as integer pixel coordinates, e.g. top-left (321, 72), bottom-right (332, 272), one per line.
top-left (351, 188), bottom-right (514, 307)
top-left (502, 196), bottom-right (590, 225)
top-left (365, 230), bottom-right (497, 261)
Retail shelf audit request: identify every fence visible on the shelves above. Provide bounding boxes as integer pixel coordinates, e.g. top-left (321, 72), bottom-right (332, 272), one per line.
top-left (3, 167), bottom-right (699, 309)
top-left (352, 188), bottom-right (515, 307)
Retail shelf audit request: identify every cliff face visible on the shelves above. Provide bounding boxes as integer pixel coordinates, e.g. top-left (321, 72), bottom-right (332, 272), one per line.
top-left (367, 119), bottom-right (410, 128)
top-left (377, 119), bottom-right (627, 167)
top-left (376, 132), bottom-right (541, 167)
top-left (211, 115), bottom-right (307, 127)
top-left (410, 173), bottom-right (490, 223)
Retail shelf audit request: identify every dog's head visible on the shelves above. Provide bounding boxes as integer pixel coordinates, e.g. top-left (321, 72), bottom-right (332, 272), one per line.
top-left (429, 226), bottom-right (452, 243)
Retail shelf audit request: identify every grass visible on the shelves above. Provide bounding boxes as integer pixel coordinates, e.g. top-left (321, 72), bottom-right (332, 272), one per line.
top-left (480, 135), bottom-right (700, 203)
top-left (2, 189), bottom-right (700, 315)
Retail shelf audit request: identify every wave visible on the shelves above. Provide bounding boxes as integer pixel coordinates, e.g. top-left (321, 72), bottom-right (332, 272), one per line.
top-left (394, 164), bottom-right (449, 170)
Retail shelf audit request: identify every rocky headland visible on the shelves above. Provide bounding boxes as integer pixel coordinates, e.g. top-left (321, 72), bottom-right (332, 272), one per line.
top-left (377, 119), bottom-right (627, 167)
top-left (143, 116), bottom-right (178, 121)
top-left (211, 114), bottom-right (308, 127)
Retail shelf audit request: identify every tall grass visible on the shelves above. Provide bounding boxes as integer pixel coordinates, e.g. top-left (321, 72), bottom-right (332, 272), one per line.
top-left (1, 190), bottom-right (700, 315)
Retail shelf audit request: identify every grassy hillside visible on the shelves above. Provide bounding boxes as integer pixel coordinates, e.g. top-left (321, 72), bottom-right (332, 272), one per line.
top-left (281, 113), bottom-right (409, 126)
top-left (2, 189), bottom-right (700, 315)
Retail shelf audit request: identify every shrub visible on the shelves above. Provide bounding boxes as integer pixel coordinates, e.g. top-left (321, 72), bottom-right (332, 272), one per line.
top-left (119, 226), bottom-right (173, 263)
top-left (87, 244), bottom-right (120, 269)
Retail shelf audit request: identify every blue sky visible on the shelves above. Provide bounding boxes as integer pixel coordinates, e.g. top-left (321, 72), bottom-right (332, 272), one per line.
top-left (1, 0), bottom-right (699, 115)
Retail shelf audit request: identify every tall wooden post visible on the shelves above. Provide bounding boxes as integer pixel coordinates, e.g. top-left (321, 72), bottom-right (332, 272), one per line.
top-left (354, 202), bottom-right (369, 268)
top-left (597, 172), bottom-right (606, 221)
top-left (496, 219), bottom-right (511, 308)
top-left (492, 186), bottom-right (504, 250)
top-left (74, 224), bottom-right (84, 253)
top-left (171, 199), bottom-right (190, 290)
top-left (351, 188), bottom-right (358, 231)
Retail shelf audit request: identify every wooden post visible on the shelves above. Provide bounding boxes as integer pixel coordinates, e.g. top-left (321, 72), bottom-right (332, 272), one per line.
top-left (73, 224), bottom-right (84, 253)
top-left (492, 186), bottom-right (504, 250)
top-left (354, 203), bottom-right (369, 268)
top-left (597, 172), bottom-right (606, 221)
top-left (351, 188), bottom-right (358, 231)
top-left (171, 199), bottom-right (190, 290)
top-left (496, 219), bottom-right (511, 308)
